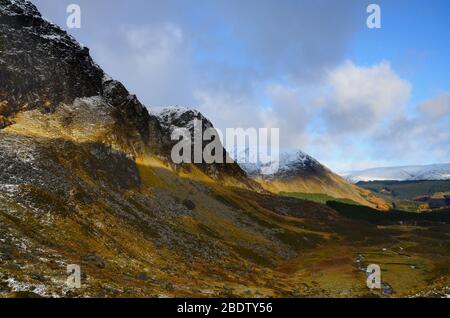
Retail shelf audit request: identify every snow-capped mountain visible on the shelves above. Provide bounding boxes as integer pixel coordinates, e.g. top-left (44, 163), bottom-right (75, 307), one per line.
top-left (235, 149), bottom-right (384, 208)
top-left (153, 107), bottom-right (214, 133)
top-left (236, 149), bottom-right (326, 177)
top-left (343, 163), bottom-right (450, 183)
top-left (151, 107), bottom-right (258, 186)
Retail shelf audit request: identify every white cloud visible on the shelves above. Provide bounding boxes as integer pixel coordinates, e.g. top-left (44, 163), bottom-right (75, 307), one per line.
top-left (308, 64), bottom-right (450, 170)
top-left (88, 23), bottom-right (196, 107)
top-left (194, 86), bottom-right (263, 130)
top-left (124, 24), bottom-right (183, 66)
top-left (419, 93), bottom-right (450, 119)
top-left (192, 81), bottom-right (312, 153)
top-left (372, 115), bottom-right (450, 164)
top-left (263, 84), bottom-right (311, 148)
top-left (323, 61), bottom-right (411, 133)
top-left (120, 24), bottom-right (195, 106)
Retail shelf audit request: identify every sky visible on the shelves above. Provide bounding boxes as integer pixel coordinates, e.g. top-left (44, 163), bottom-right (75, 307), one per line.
top-left (31, 0), bottom-right (450, 172)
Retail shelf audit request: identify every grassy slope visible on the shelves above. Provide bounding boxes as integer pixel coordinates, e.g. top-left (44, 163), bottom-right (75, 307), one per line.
top-left (0, 110), bottom-right (449, 298)
top-left (255, 171), bottom-right (390, 210)
top-left (280, 191), bottom-right (360, 205)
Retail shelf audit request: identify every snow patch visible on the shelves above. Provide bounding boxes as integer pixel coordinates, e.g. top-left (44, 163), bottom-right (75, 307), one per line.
top-left (4, 277), bottom-right (49, 297)
top-left (344, 163), bottom-right (450, 183)
top-left (0, 184), bottom-right (20, 195)
top-left (237, 149), bottom-right (325, 176)
top-left (154, 106), bottom-right (206, 132)
top-left (40, 33), bottom-right (65, 42)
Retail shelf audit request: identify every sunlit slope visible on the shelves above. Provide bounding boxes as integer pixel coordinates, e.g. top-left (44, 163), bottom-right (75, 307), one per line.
top-left (253, 163), bottom-right (389, 210)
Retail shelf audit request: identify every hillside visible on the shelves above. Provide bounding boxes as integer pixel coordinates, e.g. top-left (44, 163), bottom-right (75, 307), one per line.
top-left (0, 0), bottom-right (449, 298)
top-left (240, 151), bottom-right (389, 210)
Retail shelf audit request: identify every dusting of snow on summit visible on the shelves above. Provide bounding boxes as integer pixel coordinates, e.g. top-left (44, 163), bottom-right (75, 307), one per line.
top-left (343, 163), bottom-right (450, 183)
top-left (237, 150), bottom-right (326, 177)
top-left (153, 107), bottom-right (211, 133)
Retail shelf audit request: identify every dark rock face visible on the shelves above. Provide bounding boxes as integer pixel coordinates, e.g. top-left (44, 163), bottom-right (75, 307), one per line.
top-left (0, 0), bottom-right (163, 148)
top-left (137, 272), bottom-right (148, 281)
top-left (103, 78), bottom-right (164, 152)
top-left (241, 149), bottom-right (331, 181)
top-left (157, 108), bottom-right (215, 134)
top-left (82, 253), bottom-right (106, 269)
top-left (275, 153), bottom-right (329, 180)
top-left (0, 0), bottom-right (103, 117)
top-left (156, 107), bottom-right (221, 164)
top-left (0, 115), bottom-right (13, 128)
top-left (155, 107), bottom-right (256, 184)
top-left (182, 199), bottom-right (196, 210)
top-left (0, 0), bottom-right (257, 187)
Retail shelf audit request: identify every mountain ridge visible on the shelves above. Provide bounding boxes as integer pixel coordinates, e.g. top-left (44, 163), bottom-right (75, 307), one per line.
top-left (344, 163), bottom-right (450, 183)
top-left (0, 0), bottom-right (255, 188)
top-left (237, 149), bottom-right (388, 209)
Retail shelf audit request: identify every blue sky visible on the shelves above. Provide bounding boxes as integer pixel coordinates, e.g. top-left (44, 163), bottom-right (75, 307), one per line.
top-left (31, 0), bottom-right (450, 172)
top-left (350, 0), bottom-right (450, 107)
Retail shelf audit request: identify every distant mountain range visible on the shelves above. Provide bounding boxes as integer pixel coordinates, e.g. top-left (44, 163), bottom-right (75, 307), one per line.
top-left (236, 150), bottom-right (324, 177)
top-left (343, 163), bottom-right (450, 183)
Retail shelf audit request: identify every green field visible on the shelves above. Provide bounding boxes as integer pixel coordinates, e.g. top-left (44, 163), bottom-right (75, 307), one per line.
top-left (279, 192), bottom-right (360, 205)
